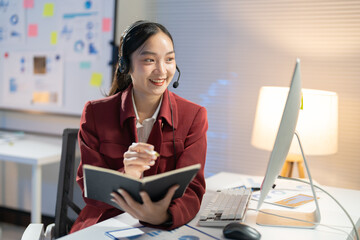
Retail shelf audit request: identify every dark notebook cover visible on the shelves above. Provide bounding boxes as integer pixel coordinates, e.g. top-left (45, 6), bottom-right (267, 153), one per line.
top-left (83, 163), bottom-right (201, 210)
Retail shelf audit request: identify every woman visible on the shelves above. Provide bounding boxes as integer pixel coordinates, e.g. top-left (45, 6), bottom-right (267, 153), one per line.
top-left (70, 20), bottom-right (208, 232)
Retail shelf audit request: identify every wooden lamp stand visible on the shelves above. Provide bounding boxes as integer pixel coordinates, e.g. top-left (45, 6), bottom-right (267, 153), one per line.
top-left (280, 153), bottom-right (305, 178)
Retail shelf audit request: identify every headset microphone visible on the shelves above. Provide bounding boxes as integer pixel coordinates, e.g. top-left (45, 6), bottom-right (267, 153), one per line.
top-left (173, 65), bottom-right (181, 88)
top-left (172, 81), bottom-right (179, 88)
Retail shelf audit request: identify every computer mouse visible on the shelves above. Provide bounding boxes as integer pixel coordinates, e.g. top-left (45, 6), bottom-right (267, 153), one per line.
top-left (223, 222), bottom-right (261, 240)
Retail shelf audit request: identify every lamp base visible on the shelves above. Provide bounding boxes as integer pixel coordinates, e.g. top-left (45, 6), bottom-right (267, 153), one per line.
top-left (256, 209), bottom-right (317, 228)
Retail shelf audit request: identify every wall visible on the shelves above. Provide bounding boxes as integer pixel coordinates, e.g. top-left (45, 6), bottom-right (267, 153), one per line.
top-left (115, 0), bottom-right (154, 45)
top-left (144, 0), bottom-right (360, 190)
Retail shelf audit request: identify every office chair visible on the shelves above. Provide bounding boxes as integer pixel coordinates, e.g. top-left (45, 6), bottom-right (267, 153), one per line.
top-left (22, 128), bottom-right (82, 240)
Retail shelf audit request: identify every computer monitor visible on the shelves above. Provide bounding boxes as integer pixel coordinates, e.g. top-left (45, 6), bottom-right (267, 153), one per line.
top-left (256, 58), bottom-right (302, 210)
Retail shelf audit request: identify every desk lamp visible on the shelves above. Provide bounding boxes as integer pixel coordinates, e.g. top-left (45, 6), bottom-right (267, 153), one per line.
top-left (251, 87), bottom-right (338, 178)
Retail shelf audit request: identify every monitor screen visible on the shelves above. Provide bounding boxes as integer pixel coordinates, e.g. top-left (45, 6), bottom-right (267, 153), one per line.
top-left (256, 59), bottom-right (302, 210)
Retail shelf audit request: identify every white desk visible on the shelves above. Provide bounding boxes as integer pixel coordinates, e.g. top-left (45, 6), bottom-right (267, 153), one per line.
top-left (58, 172), bottom-right (360, 240)
top-left (0, 133), bottom-right (61, 223)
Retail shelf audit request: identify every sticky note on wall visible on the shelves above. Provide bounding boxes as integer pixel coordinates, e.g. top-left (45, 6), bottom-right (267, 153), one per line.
top-left (28, 24), bottom-right (38, 37)
top-left (43, 3), bottom-right (54, 17)
top-left (50, 31), bottom-right (57, 45)
top-left (90, 73), bottom-right (103, 87)
top-left (23, 0), bottom-right (34, 8)
top-left (102, 18), bottom-right (111, 32)
top-left (80, 61), bottom-right (91, 69)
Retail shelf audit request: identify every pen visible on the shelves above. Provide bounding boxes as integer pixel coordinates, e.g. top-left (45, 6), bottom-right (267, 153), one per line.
top-left (145, 150), bottom-right (160, 157)
top-left (251, 184), bottom-right (276, 192)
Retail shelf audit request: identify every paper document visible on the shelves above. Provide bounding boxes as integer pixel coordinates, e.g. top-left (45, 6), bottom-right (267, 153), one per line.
top-left (105, 224), bottom-right (219, 240)
top-left (252, 190), bottom-right (317, 208)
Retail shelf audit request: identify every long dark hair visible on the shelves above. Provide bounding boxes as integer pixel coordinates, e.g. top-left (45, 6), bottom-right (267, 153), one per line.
top-left (108, 21), bottom-right (174, 96)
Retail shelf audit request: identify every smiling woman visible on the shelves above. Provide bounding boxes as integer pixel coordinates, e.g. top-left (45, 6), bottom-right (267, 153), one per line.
top-left (70, 21), bottom-right (208, 233)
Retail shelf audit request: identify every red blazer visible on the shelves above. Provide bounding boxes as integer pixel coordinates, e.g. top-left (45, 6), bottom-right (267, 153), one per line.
top-left (70, 85), bottom-right (208, 233)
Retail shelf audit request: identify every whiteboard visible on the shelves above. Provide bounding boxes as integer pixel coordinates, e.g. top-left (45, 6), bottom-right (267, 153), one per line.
top-left (0, 0), bottom-right (115, 116)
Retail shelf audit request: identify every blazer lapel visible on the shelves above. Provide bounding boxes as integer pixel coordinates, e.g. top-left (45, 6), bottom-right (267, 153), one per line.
top-left (119, 85), bottom-right (138, 142)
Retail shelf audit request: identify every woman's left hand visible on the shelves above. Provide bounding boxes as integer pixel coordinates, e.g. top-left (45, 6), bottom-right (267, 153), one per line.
top-left (110, 184), bottom-right (179, 225)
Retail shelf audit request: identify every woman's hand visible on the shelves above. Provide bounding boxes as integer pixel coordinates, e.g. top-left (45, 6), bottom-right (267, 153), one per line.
top-left (123, 142), bottom-right (158, 179)
top-left (110, 185), bottom-right (179, 225)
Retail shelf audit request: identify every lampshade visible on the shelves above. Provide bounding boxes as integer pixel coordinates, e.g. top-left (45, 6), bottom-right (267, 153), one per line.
top-left (251, 87), bottom-right (338, 155)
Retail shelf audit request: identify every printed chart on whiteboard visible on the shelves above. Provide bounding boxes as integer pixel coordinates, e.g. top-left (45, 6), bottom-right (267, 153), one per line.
top-left (3, 51), bottom-right (63, 107)
top-left (58, 0), bottom-right (103, 61)
top-left (0, 0), bottom-right (115, 115)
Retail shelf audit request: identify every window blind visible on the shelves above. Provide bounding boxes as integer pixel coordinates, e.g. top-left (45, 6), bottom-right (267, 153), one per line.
top-left (119, 0), bottom-right (360, 189)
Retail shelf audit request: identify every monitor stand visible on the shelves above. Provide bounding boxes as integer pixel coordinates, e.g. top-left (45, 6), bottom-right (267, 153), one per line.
top-left (256, 131), bottom-right (321, 228)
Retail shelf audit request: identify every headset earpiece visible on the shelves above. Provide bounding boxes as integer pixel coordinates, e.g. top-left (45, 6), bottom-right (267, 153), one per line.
top-left (118, 21), bottom-right (149, 75)
top-left (119, 56), bottom-right (127, 73)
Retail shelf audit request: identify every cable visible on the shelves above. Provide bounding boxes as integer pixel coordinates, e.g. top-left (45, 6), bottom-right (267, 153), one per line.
top-left (247, 208), bottom-right (354, 239)
top-left (167, 90), bottom-right (177, 165)
top-left (293, 131), bottom-right (321, 225)
top-left (277, 176), bottom-right (359, 240)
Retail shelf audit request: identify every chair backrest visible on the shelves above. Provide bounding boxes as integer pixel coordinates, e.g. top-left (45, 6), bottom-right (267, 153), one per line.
top-left (54, 128), bottom-right (82, 238)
